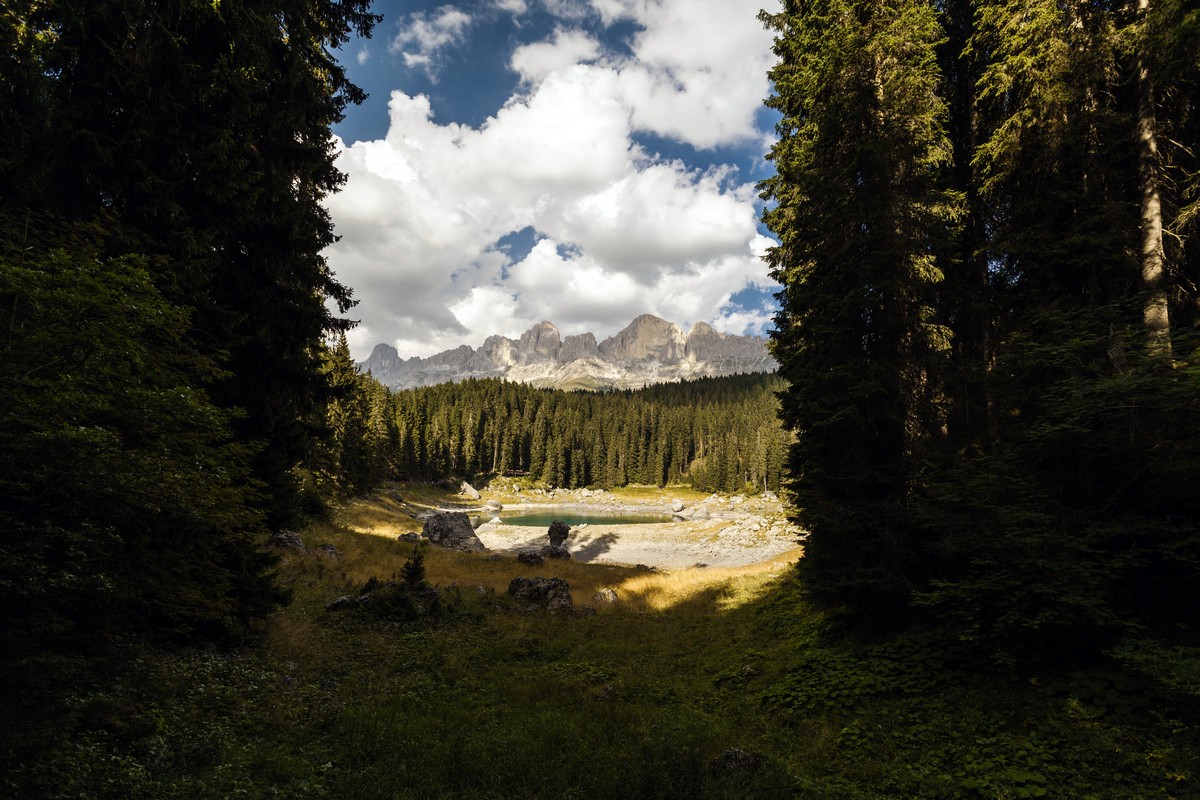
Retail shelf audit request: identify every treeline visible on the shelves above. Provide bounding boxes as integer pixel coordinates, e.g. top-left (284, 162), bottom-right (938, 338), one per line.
top-left (316, 345), bottom-right (790, 494)
top-left (761, 0), bottom-right (1200, 663)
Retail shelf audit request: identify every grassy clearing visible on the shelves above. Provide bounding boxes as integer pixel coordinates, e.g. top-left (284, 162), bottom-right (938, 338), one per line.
top-left (7, 483), bottom-right (1198, 799)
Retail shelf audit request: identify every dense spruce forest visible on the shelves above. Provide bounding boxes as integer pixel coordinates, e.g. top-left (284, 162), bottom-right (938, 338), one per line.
top-left (1, 0), bottom-right (379, 744)
top-left (317, 334), bottom-right (789, 495)
top-left (761, 0), bottom-right (1200, 662)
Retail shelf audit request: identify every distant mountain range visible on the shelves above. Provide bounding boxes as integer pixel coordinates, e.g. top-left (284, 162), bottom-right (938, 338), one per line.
top-left (358, 314), bottom-right (777, 391)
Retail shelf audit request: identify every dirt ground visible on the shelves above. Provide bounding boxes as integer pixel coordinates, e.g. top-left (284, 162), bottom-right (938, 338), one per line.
top-left (470, 487), bottom-right (804, 569)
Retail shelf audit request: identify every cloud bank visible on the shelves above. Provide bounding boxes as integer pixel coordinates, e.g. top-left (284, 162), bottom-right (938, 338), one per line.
top-left (327, 0), bottom-right (779, 359)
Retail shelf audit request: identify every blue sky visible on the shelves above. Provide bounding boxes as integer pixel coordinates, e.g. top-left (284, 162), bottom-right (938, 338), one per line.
top-left (325, 0), bottom-right (781, 359)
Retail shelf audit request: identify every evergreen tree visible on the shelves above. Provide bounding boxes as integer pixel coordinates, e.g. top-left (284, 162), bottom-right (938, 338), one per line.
top-left (760, 0), bottom-right (960, 613)
top-left (763, 0), bottom-right (1200, 661)
top-left (1, 0), bottom-right (379, 526)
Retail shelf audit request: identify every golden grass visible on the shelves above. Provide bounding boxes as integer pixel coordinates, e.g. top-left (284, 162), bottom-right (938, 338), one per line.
top-left (300, 484), bottom-right (802, 616)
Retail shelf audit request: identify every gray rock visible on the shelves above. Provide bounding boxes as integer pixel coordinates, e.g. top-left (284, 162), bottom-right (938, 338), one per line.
top-left (688, 507), bottom-right (710, 520)
top-left (517, 549), bottom-right (545, 565)
top-left (484, 499), bottom-right (503, 512)
top-left (324, 595), bottom-right (356, 611)
top-left (313, 543), bottom-right (340, 559)
top-left (269, 530), bottom-right (306, 551)
top-left (540, 544), bottom-right (572, 560)
top-left (422, 512), bottom-right (487, 553)
top-left (577, 605), bottom-right (597, 616)
top-left (547, 520), bottom-right (571, 546)
top-left (593, 587), bottom-right (619, 604)
top-left (507, 577), bottom-right (573, 611)
top-left (397, 532), bottom-right (422, 544)
top-left (671, 499), bottom-right (685, 513)
top-left (460, 482), bottom-right (481, 501)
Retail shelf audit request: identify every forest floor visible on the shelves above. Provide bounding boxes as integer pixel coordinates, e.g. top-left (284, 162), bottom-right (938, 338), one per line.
top-left (9, 481), bottom-right (1199, 799)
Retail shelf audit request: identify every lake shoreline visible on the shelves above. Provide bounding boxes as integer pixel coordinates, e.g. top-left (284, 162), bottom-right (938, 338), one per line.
top-left (449, 486), bottom-right (804, 569)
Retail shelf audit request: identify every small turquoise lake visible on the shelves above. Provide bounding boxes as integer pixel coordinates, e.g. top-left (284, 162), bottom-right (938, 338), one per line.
top-left (474, 509), bottom-right (675, 528)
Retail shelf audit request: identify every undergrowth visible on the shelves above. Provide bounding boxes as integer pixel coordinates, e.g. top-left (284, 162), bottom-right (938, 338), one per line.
top-left (3, 485), bottom-right (1197, 799)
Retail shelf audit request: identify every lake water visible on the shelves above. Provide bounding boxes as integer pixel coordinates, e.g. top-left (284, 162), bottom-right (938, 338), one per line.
top-left (474, 509), bottom-right (675, 528)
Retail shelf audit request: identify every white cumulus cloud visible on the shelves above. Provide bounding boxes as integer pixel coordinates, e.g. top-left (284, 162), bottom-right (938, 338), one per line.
top-left (389, 6), bottom-right (473, 78)
top-left (326, 0), bottom-right (780, 359)
top-left (511, 28), bottom-right (601, 84)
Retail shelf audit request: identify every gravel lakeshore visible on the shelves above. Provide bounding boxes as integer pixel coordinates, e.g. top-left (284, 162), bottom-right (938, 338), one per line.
top-left (466, 487), bottom-right (805, 569)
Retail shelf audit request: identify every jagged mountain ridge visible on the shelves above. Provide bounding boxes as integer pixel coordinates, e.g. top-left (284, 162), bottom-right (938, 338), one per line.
top-left (359, 314), bottom-right (776, 390)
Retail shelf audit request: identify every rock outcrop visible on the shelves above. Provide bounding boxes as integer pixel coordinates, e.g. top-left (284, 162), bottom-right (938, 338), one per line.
top-left (508, 577), bottom-right (573, 611)
top-left (358, 314), bottom-right (775, 391)
top-left (547, 520), bottom-right (570, 546)
top-left (422, 512), bottom-right (487, 553)
top-left (539, 544), bottom-right (571, 560)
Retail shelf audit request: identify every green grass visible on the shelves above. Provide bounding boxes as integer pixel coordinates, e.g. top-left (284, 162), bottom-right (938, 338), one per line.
top-left (6, 483), bottom-right (1198, 799)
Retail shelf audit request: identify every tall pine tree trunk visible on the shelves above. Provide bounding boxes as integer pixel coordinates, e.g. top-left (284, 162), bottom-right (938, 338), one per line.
top-left (1137, 0), bottom-right (1170, 355)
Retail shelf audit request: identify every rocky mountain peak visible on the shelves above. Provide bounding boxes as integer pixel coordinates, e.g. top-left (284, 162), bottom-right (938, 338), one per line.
top-left (363, 343), bottom-right (404, 374)
top-left (517, 321), bottom-right (561, 361)
top-left (358, 314), bottom-right (775, 391)
top-left (598, 314), bottom-right (686, 361)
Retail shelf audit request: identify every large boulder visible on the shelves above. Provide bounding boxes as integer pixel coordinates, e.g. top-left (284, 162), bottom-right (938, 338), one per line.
top-left (547, 520), bottom-right (570, 546)
top-left (269, 530), bottom-right (306, 551)
top-left (422, 512), bottom-right (487, 553)
top-left (517, 549), bottom-right (545, 565)
top-left (593, 587), bottom-right (619, 604)
top-left (460, 481), bottom-right (481, 501)
top-left (540, 544), bottom-right (572, 560)
top-left (508, 577), bottom-right (573, 611)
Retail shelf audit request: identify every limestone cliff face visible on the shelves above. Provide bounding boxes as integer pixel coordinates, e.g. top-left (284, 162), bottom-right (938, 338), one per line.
top-left (358, 315), bottom-right (776, 390)
top-left (598, 314), bottom-right (688, 362)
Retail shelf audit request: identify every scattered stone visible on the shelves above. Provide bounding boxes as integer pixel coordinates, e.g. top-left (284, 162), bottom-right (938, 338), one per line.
top-left (397, 532), bottom-right (422, 544)
top-left (313, 543), bottom-right (340, 559)
top-left (324, 595), bottom-right (356, 611)
top-left (484, 499), bottom-right (503, 512)
top-left (547, 520), bottom-right (571, 546)
top-left (580, 488), bottom-right (592, 497)
top-left (689, 507), bottom-right (711, 520)
top-left (593, 587), bottom-right (619, 604)
top-left (460, 481), bottom-right (481, 501)
top-left (710, 748), bottom-right (760, 776)
top-left (577, 605), bottom-right (597, 616)
top-left (517, 549), bottom-right (545, 565)
top-left (422, 512), bottom-right (487, 553)
top-left (269, 530), bottom-right (306, 551)
top-left (671, 499), bottom-right (685, 513)
top-left (507, 577), bottom-right (573, 611)
top-left (693, 563), bottom-right (709, 568)
top-left (540, 544), bottom-right (572, 560)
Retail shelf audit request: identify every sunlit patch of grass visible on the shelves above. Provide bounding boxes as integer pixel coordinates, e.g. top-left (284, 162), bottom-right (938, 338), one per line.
top-left (610, 549), bottom-right (803, 612)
